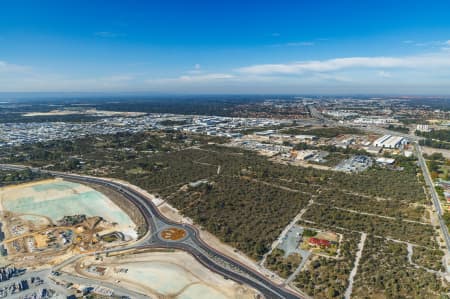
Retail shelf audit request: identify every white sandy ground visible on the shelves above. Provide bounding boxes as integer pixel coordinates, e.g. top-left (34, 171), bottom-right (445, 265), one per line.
top-left (101, 177), bottom-right (290, 286)
top-left (70, 250), bottom-right (258, 299)
top-left (0, 176), bottom-right (280, 297)
top-left (23, 109), bottom-right (146, 117)
top-left (0, 179), bottom-right (137, 239)
top-left (7, 174), bottom-right (293, 292)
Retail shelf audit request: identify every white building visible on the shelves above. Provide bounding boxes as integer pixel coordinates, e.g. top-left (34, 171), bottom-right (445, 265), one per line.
top-left (324, 110), bottom-right (358, 118)
top-left (373, 134), bottom-right (408, 149)
top-left (294, 150), bottom-right (316, 160)
top-left (376, 157), bottom-right (395, 165)
top-left (353, 117), bottom-right (396, 125)
top-left (294, 134), bottom-right (317, 140)
top-left (373, 135), bottom-right (392, 147)
top-left (404, 150), bottom-right (413, 158)
top-left (416, 124), bottom-right (431, 132)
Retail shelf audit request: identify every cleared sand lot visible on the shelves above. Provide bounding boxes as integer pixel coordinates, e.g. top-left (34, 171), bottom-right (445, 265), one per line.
top-left (71, 250), bottom-right (258, 299)
top-left (0, 179), bottom-right (136, 237)
top-left (423, 146), bottom-right (450, 159)
top-left (23, 109), bottom-right (146, 117)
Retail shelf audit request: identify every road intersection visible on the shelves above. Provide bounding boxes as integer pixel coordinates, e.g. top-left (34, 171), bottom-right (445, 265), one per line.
top-left (0, 164), bottom-right (303, 299)
top-left (2, 120), bottom-right (446, 298)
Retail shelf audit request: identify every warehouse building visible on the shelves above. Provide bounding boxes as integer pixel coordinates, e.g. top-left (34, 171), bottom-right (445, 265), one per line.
top-left (373, 134), bottom-right (408, 149)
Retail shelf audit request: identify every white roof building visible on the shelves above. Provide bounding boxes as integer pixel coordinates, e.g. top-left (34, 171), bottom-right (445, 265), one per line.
top-left (373, 134), bottom-right (407, 149)
top-left (416, 124), bottom-right (431, 132)
top-left (376, 157), bottom-right (395, 165)
top-left (373, 135), bottom-right (392, 147)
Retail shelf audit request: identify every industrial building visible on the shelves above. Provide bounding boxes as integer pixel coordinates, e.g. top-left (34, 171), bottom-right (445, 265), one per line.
top-left (376, 157), bottom-right (395, 165)
top-left (336, 155), bottom-right (372, 172)
top-left (416, 124), bottom-right (431, 132)
top-left (291, 150), bottom-right (316, 161)
top-left (373, 135), bottom-right (408, 149)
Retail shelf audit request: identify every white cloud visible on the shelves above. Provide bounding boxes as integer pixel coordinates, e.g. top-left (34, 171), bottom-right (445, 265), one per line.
top-left (237, 52), bottom-right (450, 75)
top-left (4, 46), bottom-right (450, 94)
top-left (146, 73), bottom-right (234, 86)
top-left (101, 75), bottom-right (134, 82)
top-left (269, 41), bottom-right (315, 48)
top-left (179, 73), bottom-right (234, 81)
top-left (0, 61), bottom-right (30, 73)
top-left (285, 41), bottom-right (315, 47)
top-left (314, 73), bottom-right (353, 82)
top-left (403, 40), bottom-right (450, 47)
top-left (378, 71), bottom-right (392, 78)
top-left (186, 64), bottom-right (204, 74)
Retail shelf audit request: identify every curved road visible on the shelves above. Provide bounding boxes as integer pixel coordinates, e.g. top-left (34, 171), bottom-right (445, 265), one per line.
top-left (0, 164), bottom-right (303, 299)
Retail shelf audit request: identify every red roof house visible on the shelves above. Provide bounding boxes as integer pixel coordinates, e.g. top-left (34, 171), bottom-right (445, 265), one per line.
top-left (308, 237), bottom-right (331, 248)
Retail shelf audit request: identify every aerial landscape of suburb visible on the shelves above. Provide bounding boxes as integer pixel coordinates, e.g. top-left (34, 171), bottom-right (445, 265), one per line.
top-left (2, 1), bottom-right (450, 299)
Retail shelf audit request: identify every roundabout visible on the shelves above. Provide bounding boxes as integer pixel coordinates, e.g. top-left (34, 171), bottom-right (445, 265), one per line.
top-left (0, 164), bottom-right (302, 299)
top-left (159, 227), bottom-right (188, 241)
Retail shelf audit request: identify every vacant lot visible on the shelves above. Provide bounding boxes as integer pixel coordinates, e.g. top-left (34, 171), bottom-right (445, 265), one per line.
top-left (0, 179), bottom-right (135, 233)
top-left (72, 250), bottom-right (257, 299)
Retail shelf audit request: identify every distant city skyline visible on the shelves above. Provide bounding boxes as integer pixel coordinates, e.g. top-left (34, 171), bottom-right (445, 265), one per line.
top-left (1, 0), bottom-right (450, 94)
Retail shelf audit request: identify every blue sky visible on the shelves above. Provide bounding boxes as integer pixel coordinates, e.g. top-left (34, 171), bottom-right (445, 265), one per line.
top-left (1, 0), bottom-right (450, 94)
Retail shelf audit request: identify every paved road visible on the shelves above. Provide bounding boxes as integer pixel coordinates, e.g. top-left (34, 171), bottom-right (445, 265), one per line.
top-left (306, 104), bottom-right (330, 125)
top-left (415, 143), bottom-right (450, 258)
top-left (0, 164), bottom-right (303, 299)
top-left (358, 125), bottom-right (422, 142)
top-left (310, 113), bottom-right (449, 258)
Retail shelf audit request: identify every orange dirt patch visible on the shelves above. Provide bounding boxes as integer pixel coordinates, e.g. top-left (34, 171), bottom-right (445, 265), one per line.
top-left (160, 227), bottom-right (187, 241)
top-left (34, 233), bottom-right (48, 248)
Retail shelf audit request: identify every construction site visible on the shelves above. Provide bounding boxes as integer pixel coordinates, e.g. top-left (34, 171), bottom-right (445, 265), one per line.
top-left (0, 179), bottom-right (139, 268)
top-left (64, 248), bottom-right (259, 299)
